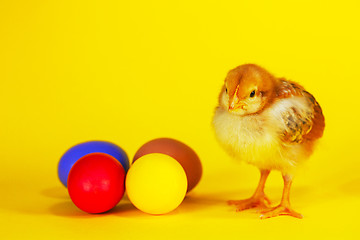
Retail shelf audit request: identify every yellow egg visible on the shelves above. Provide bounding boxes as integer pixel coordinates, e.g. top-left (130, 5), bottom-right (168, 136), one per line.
top-left (125, 153), bottom-right (187, 215)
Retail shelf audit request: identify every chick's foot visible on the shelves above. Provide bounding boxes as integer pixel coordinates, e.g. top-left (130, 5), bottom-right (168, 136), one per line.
top-left (260, 205), bottom-right (303, 219)
top-left (228, 195), bottom-right (271, 211)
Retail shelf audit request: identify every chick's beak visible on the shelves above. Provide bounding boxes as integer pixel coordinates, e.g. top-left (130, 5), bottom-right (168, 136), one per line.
top-left (229, 101), bottom-right (246, 111)
top-left (228, 85), bottom-right (246, 111)
top-left (229, 95), bottom-right (239, 110)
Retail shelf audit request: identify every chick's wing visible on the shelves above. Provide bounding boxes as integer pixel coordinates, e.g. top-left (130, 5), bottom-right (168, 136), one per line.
top-left (275, 79), bottom-right (324, 144)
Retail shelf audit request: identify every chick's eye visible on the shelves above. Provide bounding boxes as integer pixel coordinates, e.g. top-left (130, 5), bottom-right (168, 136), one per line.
top-left (225, 88), bottom-right (228, 93)
top-left (250, 90), bottom-right (255, 98)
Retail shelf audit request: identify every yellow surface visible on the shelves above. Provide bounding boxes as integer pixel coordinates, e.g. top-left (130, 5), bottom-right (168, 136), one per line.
top-left (0, 0), bottom-right (359, 239)
top-left (126, 153), bottom-right (187, 215)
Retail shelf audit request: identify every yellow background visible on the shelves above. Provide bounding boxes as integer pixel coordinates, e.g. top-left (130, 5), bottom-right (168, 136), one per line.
top-left (1, 0), bottom-right (359, 239)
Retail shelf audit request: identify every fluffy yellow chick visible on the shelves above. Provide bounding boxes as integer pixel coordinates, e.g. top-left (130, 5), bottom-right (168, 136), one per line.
top-left (212, 64), bottom-right (325, 219)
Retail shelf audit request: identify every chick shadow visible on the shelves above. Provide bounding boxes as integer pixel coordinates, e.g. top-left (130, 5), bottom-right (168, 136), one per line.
top-left (180, 189), bottom-right (267, 217)
top-left (339, 178), bottom-right (360, 196)
top-left (181, 191), bottom-right (233, 209)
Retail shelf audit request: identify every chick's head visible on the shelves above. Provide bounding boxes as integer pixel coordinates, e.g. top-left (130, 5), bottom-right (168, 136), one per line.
top-left (219, 64), bottom-right (276, 116)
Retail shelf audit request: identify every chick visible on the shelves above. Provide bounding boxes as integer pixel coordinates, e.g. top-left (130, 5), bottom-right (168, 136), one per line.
top-left (212, 64), bottom-right (325, 219)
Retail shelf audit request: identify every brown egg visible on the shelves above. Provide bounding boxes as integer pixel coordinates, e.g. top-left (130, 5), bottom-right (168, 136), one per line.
top-left (133, 138), bottom-right (202, 193)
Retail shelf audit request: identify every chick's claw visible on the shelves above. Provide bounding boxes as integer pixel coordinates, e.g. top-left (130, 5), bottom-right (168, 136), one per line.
top-left (228, 195), bottom-right (271, 211)
top-left (260, 205), bottom-right (303, 219)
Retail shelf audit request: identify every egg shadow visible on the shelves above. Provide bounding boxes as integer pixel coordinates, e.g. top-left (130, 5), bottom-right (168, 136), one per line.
top-left (43, 186), bottom-right (135, 218)
top-left (42, 186), bottom-right (95, 217)
top-left (110, 193), bottom-right (148, 217)
top-left (48, 201), bottom-right (138, 218)
top-left (48, 201), bottom-right (93, 218)
top-left (110, 202), bottom-right (147, 217)
top-left (3, 186), bottom-right (70, 216)
top-left (112, 199), bottom-right (184, 218)
top-left (41, 186), bottom-right (68, 200)
top-left (111, 192), bottom-right (230, 218)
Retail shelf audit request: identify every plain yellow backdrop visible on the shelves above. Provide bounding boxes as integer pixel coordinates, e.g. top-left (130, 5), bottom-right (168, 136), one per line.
top-left (1, 0), bottom-right (359, 239)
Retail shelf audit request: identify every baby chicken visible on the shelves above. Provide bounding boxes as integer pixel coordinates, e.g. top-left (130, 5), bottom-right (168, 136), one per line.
top-left (212, 64), bottom-right (325, 219)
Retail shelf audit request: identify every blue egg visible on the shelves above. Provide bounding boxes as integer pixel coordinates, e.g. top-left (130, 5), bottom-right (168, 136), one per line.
top-left (58, 141), bottom-right (129, 187)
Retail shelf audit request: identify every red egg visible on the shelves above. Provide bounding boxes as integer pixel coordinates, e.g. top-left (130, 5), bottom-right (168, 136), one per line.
top-left (68, 153), bottom-right (125, 213)
top-left (133, 138), bottom-right (202, 193)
